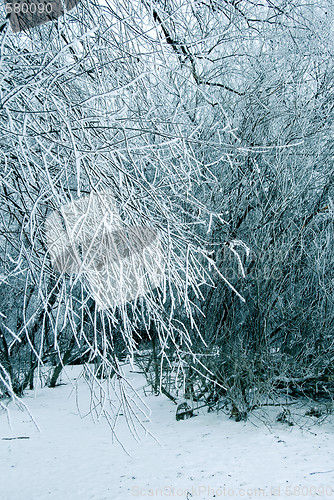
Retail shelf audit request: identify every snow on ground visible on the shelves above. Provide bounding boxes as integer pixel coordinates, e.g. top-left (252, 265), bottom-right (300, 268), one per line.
top-left (1, 366), bottom-right (334, 500)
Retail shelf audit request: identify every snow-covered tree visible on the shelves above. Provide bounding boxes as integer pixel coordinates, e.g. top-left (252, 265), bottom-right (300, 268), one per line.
top-left (0, 0), bottom-right (333, 423)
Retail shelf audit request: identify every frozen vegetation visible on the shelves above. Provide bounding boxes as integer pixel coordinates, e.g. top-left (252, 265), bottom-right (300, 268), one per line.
top-left (0, 0), bottom-right (333, 498)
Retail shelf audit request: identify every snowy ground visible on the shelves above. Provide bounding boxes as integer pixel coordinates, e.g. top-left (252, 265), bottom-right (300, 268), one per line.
top-left (1, 366), bottom-right (334, 500)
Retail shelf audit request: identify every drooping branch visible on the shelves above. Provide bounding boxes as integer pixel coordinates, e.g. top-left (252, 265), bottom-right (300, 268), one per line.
top-left (150, 6), bottom-right (244, 96)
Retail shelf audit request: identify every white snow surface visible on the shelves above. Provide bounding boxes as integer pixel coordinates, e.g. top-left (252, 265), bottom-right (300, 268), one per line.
top-left (1, 366), bottom-right (334, 500)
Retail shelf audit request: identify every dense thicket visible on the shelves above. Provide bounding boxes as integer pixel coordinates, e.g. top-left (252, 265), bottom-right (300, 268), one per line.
top-left (0, 0), bottom-right (333, 422)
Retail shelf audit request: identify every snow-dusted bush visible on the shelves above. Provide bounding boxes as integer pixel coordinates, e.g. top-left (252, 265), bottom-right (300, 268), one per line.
top-left (0, 0), bottom-right (333, 426)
